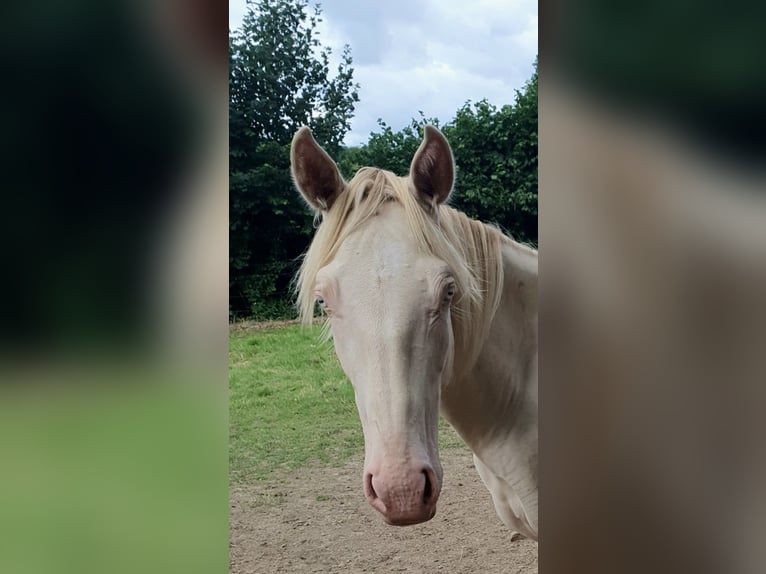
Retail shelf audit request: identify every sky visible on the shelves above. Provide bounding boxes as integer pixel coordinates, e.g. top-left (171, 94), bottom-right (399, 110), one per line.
top-left (229, 0), bottom-right (538, 146)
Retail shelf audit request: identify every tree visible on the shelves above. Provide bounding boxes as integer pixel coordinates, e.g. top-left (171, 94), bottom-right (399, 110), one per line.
top-left (337, 113), bottom-right (440, 177)
top-left (339, 61), bottom-right (538, 245)
top-left (229, 0), bottom-right (359, 318)
top-left (439, 59), bottom-right (537, 243)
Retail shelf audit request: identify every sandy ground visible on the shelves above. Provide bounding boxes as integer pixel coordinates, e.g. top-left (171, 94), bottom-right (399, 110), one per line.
top-left (230, 449), bottom-right (538, 573)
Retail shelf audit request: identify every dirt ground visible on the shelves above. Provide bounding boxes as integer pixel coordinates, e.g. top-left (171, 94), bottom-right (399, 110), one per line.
top-left (230, 449), bottom-right (538, 573)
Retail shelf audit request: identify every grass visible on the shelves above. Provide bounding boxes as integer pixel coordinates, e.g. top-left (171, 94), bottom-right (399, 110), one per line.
top-left (229, 323), bottom-right (467, 483)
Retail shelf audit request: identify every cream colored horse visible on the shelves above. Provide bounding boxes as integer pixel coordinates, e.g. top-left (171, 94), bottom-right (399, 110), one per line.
top-left (291, 125), bottom-right (538, 539)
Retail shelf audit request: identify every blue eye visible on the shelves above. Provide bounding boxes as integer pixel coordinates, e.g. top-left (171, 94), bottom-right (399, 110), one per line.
top-left (317, 297), bottom-right (326, 308)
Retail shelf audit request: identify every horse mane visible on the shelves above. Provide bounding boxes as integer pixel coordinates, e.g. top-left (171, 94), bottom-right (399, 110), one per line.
top-left (295, 167), bottom-right (514, 381)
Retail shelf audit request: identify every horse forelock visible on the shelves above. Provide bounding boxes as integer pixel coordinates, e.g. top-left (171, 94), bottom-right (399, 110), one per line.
top-left (295, 166), bottom-right (509, 380)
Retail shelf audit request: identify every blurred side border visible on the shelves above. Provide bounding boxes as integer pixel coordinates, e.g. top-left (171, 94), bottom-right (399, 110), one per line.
top-left (540, 1), bottom-right (766, 572)
top-left (0, 1), bottom-right (229, 573)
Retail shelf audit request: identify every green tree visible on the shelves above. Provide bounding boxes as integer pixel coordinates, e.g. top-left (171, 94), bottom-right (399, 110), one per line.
top-left (340, 61), bottom-right (538, 244)
top-left (337, 113), bottom-right (440, 177)
top-left (229, 0), bottom-right (359, 318)
top-left (439, 60), bottom-right (537, 243)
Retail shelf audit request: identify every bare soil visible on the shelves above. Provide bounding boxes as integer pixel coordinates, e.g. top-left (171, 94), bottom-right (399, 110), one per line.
top-left (230, 449), bottom-right (537, 573)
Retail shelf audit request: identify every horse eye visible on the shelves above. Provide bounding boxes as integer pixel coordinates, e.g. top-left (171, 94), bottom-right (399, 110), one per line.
top-left (316, 297), bottom-right (326, 308)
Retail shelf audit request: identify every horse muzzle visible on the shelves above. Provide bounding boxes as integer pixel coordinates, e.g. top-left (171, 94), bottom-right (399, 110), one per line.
top-left (363, 463), bottom-right (441, 525)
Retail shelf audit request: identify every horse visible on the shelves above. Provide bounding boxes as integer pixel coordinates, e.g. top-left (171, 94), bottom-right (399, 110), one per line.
top-left (290, 125), bottom-right (538, 540)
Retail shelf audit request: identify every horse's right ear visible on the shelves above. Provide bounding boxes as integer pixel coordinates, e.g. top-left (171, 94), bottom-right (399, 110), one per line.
top-left (290, 127), bottom-right (344, 211)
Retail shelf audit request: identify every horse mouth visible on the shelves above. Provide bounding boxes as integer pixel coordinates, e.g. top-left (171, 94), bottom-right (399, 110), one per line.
top-left (382, 506), bottom-right (438, 526)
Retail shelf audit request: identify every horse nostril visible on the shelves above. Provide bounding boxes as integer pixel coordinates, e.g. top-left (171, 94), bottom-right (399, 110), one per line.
top-left (422, 469), bottom-right (432, 504)
top-left (364, 472), bottom-right (377, 500)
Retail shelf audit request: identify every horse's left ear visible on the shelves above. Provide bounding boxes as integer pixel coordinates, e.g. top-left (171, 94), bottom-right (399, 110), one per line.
top-left (291, 126), bottom-right (344, 211)
top-left (409, 125), bottom-right (455, 205)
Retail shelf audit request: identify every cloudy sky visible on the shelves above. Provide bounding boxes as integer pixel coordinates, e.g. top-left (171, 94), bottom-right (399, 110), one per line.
top-left (230, 0), bottom-right (537, 145)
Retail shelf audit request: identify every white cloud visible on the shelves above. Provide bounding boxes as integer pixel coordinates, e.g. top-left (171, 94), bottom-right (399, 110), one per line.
top-left (229, 0), bottom-right (538, 146)
top-left (229, 0), bottom-right (248, 33)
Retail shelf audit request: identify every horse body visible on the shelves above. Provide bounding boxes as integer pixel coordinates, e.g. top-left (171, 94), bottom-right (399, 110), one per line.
top-left (290, 125), bottom-right (538, 539)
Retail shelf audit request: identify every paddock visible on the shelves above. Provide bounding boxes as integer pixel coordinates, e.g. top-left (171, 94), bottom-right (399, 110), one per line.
top-left (229, 322), bottom-right (537, 573)
top-left (230, 450), bottom-right (537, 573)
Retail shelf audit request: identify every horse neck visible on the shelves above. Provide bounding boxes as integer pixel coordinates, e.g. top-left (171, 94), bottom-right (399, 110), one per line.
top-left (440, 239), bottom-right (538, 454)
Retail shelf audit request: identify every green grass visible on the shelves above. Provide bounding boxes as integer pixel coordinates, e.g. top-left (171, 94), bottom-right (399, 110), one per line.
top-left (229, 323), bottom-right (467, 483)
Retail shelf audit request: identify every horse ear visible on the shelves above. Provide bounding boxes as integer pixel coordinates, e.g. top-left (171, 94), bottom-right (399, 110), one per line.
top-left (290, 127), bottom-right (344, 211)
top-left (409, 125), bottom-right (455, 205)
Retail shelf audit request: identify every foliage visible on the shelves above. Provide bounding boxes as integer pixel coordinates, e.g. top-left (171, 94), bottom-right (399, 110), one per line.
top-left (339, 61), bottom-right (539, 244)
top-left (337, 113), bottom-right (441, 177)
top-left (446, 61), bottom-right (538, 244)
top-left (337, 60), bottom-right (538, 243)
top-left (229, 0), bottom-right (359, 319)
top-left (229, 2), bottom-right (537, 319)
